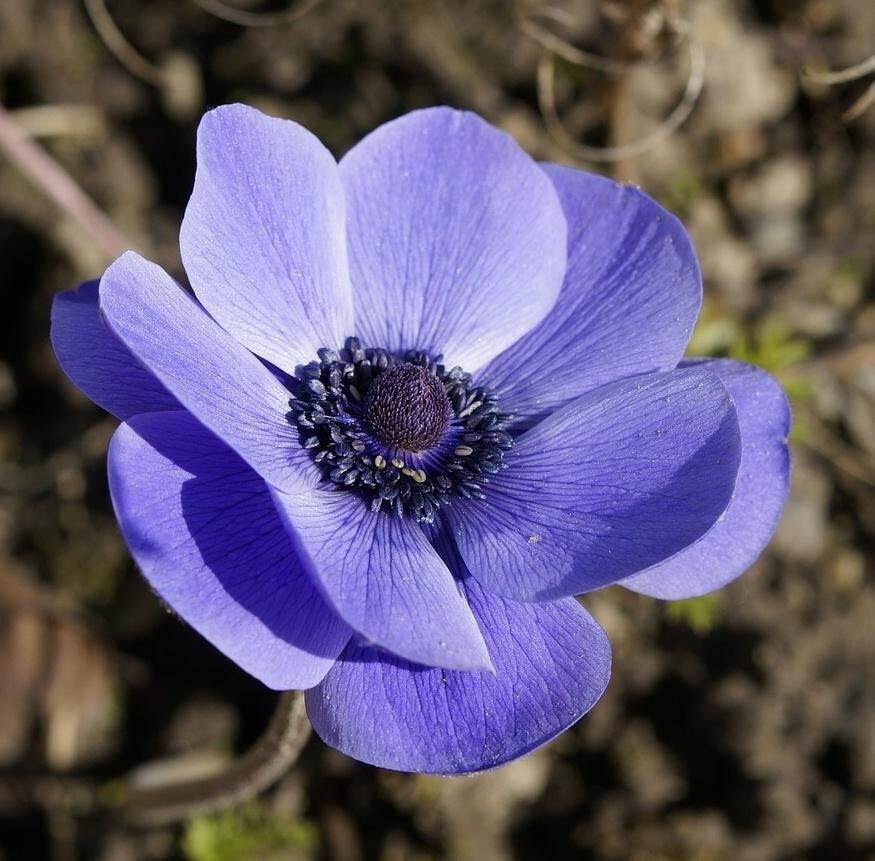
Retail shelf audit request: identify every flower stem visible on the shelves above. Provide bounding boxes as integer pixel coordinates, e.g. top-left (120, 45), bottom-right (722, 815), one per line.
top-left (122, 691), bottom-right (310, 827)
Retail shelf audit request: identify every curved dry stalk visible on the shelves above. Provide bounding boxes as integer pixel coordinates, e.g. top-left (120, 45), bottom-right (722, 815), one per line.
top-left (190, 0), bottom-right (325, 27)
top-left (122, 691), bottom-right (310, 827)
top-left (83, 0), bottom-right (166, 87)
top-left (0, 101), bottom-right (130, 260)
top-left (535, 37), bottom-right (705, 162)
top-left (842, 80), bottom-right (875, 121)
top-left (802, 53), bottom-right (875, 85)
top-left (519, 12), bottom-right (641, 75)
top-left (802, 53), bottom-right (875, 122)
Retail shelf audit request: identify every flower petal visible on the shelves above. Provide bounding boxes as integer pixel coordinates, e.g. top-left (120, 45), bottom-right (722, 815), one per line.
top-left (479, 165), bottom-right (702, 431)
top-left (447, 367), bottom-right (742, 601)
top-left (340, 107), bottom-right (567, 370)
top-left (99, 251), bottom-right (317, 496)
top-left (623, 359), bottom-right (790, 599)
top-left (305, 536), bottom-right (610, 773)
top-left (108, 410), bottom-right (351, 690)
top-left (270, 487), bottom-right (492, 672)
top-left (180, 103), bottom-right (353, 374)
top-left (50, 279), bottom-right (179, 419)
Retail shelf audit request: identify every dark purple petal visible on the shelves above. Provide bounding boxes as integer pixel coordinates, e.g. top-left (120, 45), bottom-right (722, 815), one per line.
top-left (340, 107), bottom-right (566, 370)
top-left (50, 279), bottom-right (179, 419)
top-left (306, 536), bottom-right (610, 773)
top-left (108, 410), bottom-right (351, 690)
top-left (180, 104), bottom-right (353, 374)
top-left (99, 251), bottom-right (318, 496)
top-left (270, 487), bottom-right (492, 671)
top-left (479, 165), bottom-right (702, 431)
top-left (447, 367), bottom-right (742, 601)
top-left (623, 359), bottom-right (790, 599)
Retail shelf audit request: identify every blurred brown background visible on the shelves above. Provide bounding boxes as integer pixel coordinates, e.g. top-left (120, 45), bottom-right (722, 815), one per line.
top-left (1, 1), bottom-right (874, 859)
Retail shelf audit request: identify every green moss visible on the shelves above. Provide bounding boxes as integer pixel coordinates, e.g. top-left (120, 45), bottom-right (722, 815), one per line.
top-left (685, 302), bottom-right (742, 357)
top-left (665, 169), bottom-right (703, 214)
top-left (687, 305), bottom-right (812, 442)
top-left (664, 593), bottom-right (722, 635)
top-left (728, 317), bottom-right (811, 374)
top-left (181, 801), bottom-right (317, 861)
top-left (728, 318), bottom-right (812, 443)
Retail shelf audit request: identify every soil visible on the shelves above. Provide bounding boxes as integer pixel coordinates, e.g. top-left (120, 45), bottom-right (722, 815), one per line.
top-left (0, 1), bottom-right (873, 859)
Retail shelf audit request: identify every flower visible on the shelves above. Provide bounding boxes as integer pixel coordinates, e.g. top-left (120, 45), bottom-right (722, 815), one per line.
top-left (50, 104), bottom-right (790, 774)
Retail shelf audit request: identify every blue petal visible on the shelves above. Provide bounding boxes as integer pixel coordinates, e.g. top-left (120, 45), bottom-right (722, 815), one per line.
top-left (270, 488), bottom-right (492, 672)
top-left (479, 165), bottom-right (702, 431)
top-left (108, 410), bottom-right (351, 690)
top-left (306, 536), bottom-right (610, 773)
top-left (50, 279), bottom-right (179, 419)
top-left (340, 107), bottom-right (567, 370)
top-left (447, 367), bottom-right (742, 601)
top-left (180, 104), bottom-right (353, 375)
top-left (99, 251), bottom-right (319, 496)
top-left (623, 359), bottom-right (790, 599)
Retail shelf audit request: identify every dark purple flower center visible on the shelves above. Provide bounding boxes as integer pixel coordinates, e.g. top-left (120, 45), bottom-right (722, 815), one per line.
top-left (363, 363), bottom-right (452, 452)
top-left (287, 338), bottom-right (513, 523)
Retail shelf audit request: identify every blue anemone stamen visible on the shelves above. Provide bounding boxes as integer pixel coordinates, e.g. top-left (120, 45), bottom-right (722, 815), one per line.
top-left (287, 337), bottom-right (513, 522)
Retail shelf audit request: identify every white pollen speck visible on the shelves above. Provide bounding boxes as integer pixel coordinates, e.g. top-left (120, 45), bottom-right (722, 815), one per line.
top-left (527, 533), bottom-right (541, 544)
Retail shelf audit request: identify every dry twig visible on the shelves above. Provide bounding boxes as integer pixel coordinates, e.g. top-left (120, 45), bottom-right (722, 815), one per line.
top-left (191, 0), bottom-right (325, 27)
top-left (802, 53), bottom-right (875, 121)
top-left (533, 36), bottom-right (705, 162)
top-left (83, 0), bottom-right (166, 87)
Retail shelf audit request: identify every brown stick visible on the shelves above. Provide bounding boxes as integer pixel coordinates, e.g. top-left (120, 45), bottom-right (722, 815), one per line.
top-left (0, 101), bottom-right (130, 261)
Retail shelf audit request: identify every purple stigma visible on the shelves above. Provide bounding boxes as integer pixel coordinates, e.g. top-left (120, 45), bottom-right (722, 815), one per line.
top-left (363, 363), bottom-right (452, 452)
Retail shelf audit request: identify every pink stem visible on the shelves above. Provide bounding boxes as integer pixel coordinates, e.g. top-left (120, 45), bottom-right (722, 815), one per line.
top-left (0, 101), bottom-right (131, 261)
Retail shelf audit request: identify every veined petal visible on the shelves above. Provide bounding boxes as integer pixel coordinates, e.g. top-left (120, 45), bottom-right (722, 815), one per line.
top-left (50, 279), bottom-right (179, 419)
top-left (306, 535), bottom-right (610, 773)
top-left (447, 367), bottom-right (742, 601)
top-left (180, 103), bottom-right (353, 374)
top-left (270, 487), bottom-right (492, 672)
top-left (99, 251), bottom-right (318, 496)
top-left (480, 165), bottom-right (702, 431)
top-left (623, 359), bottom-right (790, 599)
top-left (108, 410), bottom-right (351, 690)
top-left (340, 107), bottom-right (567, 371)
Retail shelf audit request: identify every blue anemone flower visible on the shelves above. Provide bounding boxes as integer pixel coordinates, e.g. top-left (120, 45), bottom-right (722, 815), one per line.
top-left (50, 105), bottom-right (790, 774)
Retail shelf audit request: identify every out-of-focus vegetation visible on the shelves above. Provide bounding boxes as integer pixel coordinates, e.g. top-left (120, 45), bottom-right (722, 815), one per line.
top-left (664, 593), bottom-right (722, 635)
top-left (182, 802), bottom-right (317, 861)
